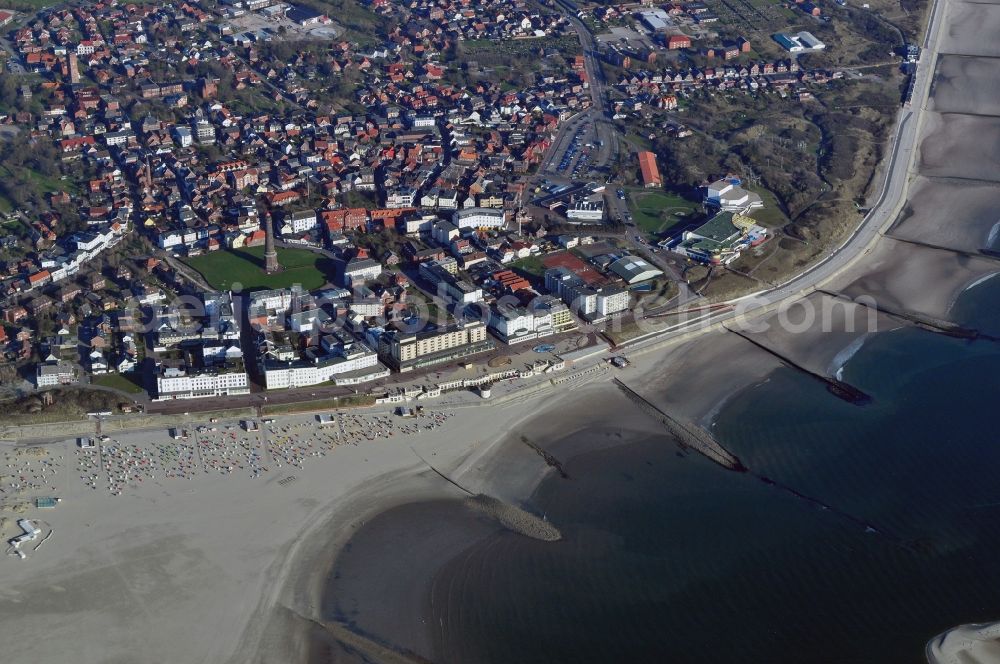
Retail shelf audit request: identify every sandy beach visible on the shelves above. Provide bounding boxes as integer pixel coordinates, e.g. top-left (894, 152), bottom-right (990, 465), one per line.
top-left (307, 0), bottom-right (1000, 659)
top-left (0, 361), bottom-right (625, 664)
top-left (316, 378), bottom-right (684, 663)
top-left (889, 175), bottom-right (1000, 255)
top-left (3, 0), bottom-right (1000, 661)
top-left (0, 399), bottom-right (539, 664)
top-left (928, 622), bottom-right (1000, 664)
top-left (823, 236), bottom-right (999, 322)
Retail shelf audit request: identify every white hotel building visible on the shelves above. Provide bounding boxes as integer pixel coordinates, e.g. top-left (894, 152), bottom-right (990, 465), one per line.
top-left (453, 207), bottom-right (506, 230)
top-left (156, 365), bottom-right (250, 400)
top-left (263, 344), bottom-right (385, 389)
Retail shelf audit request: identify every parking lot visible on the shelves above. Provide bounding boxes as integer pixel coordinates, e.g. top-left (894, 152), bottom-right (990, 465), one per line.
top-left (227, 10), bottom-right (342, 42)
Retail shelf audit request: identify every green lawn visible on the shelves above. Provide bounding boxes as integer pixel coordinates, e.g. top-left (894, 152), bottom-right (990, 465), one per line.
top-left (92, 372), bottom-right (145, 394)
top-left (183, 246), bottom-right (332, 291)
top-left (0, 164), bottom-right (76, 194)
top-left (343, 190), bottom-right (379, 209)
top-left (746, 185), bottom-right (790, 228)
top-left (627, 189), bottom-right (701, 235)
top-left (511, 255), bottom-right (546, 277)
top-left (262, 394), bottom-right (376, 415)
top-left (624, 132), bottom-right (654, 152)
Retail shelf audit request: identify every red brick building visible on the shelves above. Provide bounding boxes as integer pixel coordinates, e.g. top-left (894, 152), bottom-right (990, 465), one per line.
top-left (667, 34), bottom-right (691, 50)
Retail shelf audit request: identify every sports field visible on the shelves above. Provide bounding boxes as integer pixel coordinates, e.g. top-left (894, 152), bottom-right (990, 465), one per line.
top-left (183, 246), bottom-right (331, 291)
top-left (627, 189), bottom-right (701, 234)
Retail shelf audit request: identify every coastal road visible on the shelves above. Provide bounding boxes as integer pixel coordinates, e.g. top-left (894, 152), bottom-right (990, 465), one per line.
top-left (92, 0), bottom-right (946, 421)
top-left (617, 0), bottom-right (948, 349)
top-left (540, 0), bottom-right (948, 349)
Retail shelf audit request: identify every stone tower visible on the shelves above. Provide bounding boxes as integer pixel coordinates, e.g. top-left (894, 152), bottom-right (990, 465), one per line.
top-left (263, 213), bottom-right (280, 274)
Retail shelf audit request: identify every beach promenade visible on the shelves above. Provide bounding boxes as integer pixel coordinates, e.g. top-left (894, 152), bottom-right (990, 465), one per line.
top-left (5, 0), bottom-right (997, 662)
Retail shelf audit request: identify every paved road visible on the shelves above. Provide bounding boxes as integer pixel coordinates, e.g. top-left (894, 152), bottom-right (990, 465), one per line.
top-left (616, 0), bottom-right (948, 348)
top-left (115, 0), bottom-right (949, 416)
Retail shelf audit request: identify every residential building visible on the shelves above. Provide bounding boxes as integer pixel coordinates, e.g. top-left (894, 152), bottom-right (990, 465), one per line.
top-left (341, 248), bottom-right (382, 286)
top-left (35, 360), bottom-right (78, 387)
top-left (282, 209), bottom-right (318, 234)
top-left (378, 321), bottom-right (494, 372)
top-left (453, 207), bottom-right (506, 230)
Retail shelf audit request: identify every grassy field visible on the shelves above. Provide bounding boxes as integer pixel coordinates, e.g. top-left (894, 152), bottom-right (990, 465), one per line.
top-left (510, 255), bottom-right (546, 277)
top-left (459, 35), bottom-right (581, 59)
top-left (746, 185), bottom-right (790, 228)
top-left (0, 216), bottom-right (24, 235)
top-left (627, 189), bottom-right (701, 235)
top-left (92, 372), bottom-right (145, 394)
top-left (0, 164), bottom-right (77, 195)
top-left (0, 388), bottom-right (132, 426)
top-left (183, 246), bottom-right (331, 291)
top-left (342, 189), bottom-right (379, 209)
top-left (262, 394), bottom-right (376, 416)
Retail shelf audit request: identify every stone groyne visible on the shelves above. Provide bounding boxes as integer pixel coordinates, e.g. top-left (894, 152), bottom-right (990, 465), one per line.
top-left (817, 288), bottom-right (999, 342)
top-left (725, 328), bottom-right (872, 405)
top-left (465, 494), bottom-right (562, 542)
top-left (613, 378), bottom-right (746, 472)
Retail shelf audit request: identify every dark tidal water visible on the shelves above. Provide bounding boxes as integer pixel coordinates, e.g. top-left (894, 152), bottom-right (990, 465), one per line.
top-left (328, 279), bottom-right (1000, 664)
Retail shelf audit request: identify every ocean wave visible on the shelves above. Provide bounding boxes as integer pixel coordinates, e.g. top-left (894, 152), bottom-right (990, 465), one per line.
top-left (963, 271), bottom-right (999, 293)
top-left (828, 334), bottom-right (870, 381)
top-left (987, 221), bottom-right (1000, 250)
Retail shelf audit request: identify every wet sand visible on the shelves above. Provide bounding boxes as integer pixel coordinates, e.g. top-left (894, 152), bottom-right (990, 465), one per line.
top-left (0, 406), bottom-right (522, 664)
top-left (314, 4), bottom-right (1000, 660)
top-left (938, 1), bottom-right (1000, 57)
top-left (930, 55), bottom-right (1000, 115)
top-left (622, 331), bottom-right (782, 429)
top-left (823, 236), bottom-right (1000, 323)
top-left (928, 622), bottom-right (1000, 664)
top-left (4, 1), bottom-right (1000, 661)
top-left (318, 381), bottom-right (681, 662)
top-left (889, 175), bottom-right (1000, 253)
top-left (917, 112), bottom-right (1000, 182)
top-left (732, 292), bottom-right (903, 378)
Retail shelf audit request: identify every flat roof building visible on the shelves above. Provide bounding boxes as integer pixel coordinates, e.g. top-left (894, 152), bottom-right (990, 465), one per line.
top-left (704, 176), bottom-right (764, 212)
top-left (608, 255), bottom-right (664, 284)
top-left (378, 321), bottom-right (494, 372)
top-left (669, 211), bottom-right (768, 265)
top-left (639, 9), bottom-right (671, 32)
top-left (773, 31), bottom-right (826, 52)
